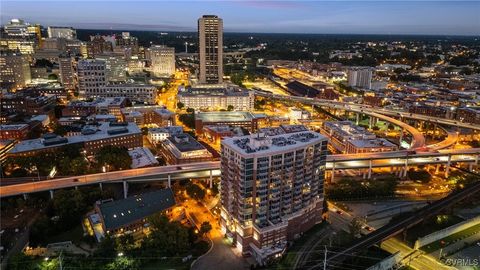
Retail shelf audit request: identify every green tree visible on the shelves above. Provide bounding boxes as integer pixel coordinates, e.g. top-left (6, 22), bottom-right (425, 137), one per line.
top-left (70, 157), bottom-right (89, 175)
top-left (48, 73), bottom-right (58, 81)
top-left (178, 113), bottom-right (195, 129)
top-left (145, 213), bottom-right (192, 255)
top-left (227, 105), bottom-right (234, 111)
top-left (348, 217), bottom-right (362, 239)
top-left (105, 257), bottom-right (139, 270)
top-left (95, 234), bottom-right (117, 258)
top-left (186, 183), bottom-right (205, 200)
top-left (52, 123), bottom-right (67, 136)
top-left (116, 234), bottom-right (135, 253)
top-left (95, 145), bottom-right (132, 171)
top-left (177, 101), bottom-right (185, 110)
top-left (199, 221), bottom-right (212, 237)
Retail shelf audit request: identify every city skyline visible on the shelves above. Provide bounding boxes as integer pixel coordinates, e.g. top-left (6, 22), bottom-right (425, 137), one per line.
top-left (1, 1), bottom-right (480, 36)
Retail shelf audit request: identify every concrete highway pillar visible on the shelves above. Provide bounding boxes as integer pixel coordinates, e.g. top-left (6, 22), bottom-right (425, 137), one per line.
top-left (445, 154), bottom-right (452, 178)
top-left (75, 186), bottom-right (78, 190)
top-left (49, 190), bottom-right (54, 199)
top-left (368, 159), bottom-right (372, 179)
top-left (99, 182), bottom-right (103, 191)
top-left (356, 113), bottom-right (360, 125)
top-left (167, 174), bottom-right (171, 188)
top-left (123, 181), bottom-right (128, 199)
top-left (369, 117), bottom-right (373, 129)
top-left (209, 170), bottom-right (213, 189)
top-left (363, 170), bottom-right (367, 179)
top-left (469, 163), bottom-right (473, 172)
top-left (23, 194), bottom-right (28, 200)
top-left (331, 161), bottom-right (336, 183)
top-left (403, 159), bottom-right (408, 178)
top-left (399, 130), bottom-right (404, 146)
top-left (435, 164), bottom-right (440, 174)
top-left (475, 154), bottom-right (479, 166)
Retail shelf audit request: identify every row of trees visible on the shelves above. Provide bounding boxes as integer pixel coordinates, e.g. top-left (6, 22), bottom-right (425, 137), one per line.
top-left (2, 145), bottom-right (132, 178)
top-left (326, 177), bottom-right (398, 200)
top-left (30, 187), bottom-right (114, 246)
top-left (15, 213), bottom-right (209, 270)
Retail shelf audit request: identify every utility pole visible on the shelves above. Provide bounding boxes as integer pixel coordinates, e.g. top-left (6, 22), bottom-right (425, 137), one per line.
top-left (58, 250), bottom-right (63, 270)
top-left (323, 245), bottom-right (327, 270)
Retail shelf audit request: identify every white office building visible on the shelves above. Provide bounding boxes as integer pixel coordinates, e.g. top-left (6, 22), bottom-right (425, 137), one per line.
top-left (47, 26), bottom-right (77, 40)
top-left (77, 59), bottom-right (107, 97)
top-left (347, 67), bottom-right (373, 89)
top-left (177, 86), bottom-right (254, 111)
top-left (149, 45), bottom-right (175, 77)
top-left (96, 55), bottom-right (127, 82)
top-left (86, 83), bottom-right (158, 105)
top-left (147, 126), bottom-right (183, 144)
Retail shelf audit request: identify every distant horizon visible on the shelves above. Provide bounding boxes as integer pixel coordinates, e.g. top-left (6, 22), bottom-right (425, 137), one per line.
top-left (73, 27), bottom-right (480, 38)
top-left (2, 1), bottom-right (479, 36)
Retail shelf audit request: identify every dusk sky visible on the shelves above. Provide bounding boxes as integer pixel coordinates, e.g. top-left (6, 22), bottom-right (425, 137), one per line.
top-left (1, 1), bottom-right (479, 35)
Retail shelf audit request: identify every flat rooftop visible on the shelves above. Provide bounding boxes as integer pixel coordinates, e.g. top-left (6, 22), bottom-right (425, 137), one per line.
top-left (98, 188), bottom-right (175, 231)
top-left (0, 124), bottom-right (29, 131)
top-left (67, 97), bottom-right (126, 107)
top-left (9, 122), bottom-right (141, 154)
top-left (178, 86), bottom-right (252, 97)
top-left (128, 147), bottom-right (159, 169)
top-left (148, 126), bottom-right (183, 134)
top-left (349, 138), bottom-right (397, 148)
top-left (196, 111), bottom-right (264, 122)
top-left (223, 129), bottom-right (327, 156)
top-left (324, 121), bottom-right (374, 139)
top-left (166, 133), bottom-right (207, 153)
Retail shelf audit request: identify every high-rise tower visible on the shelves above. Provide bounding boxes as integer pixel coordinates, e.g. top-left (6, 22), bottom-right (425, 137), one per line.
top-left (198, 15), bottom-right (223, 84)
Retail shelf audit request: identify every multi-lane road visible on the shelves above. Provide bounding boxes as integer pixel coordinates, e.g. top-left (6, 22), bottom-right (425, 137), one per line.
top-left (308, 178), bottom-right (480, 270)
top-left (1, 149), bottom-right (479, 198)
top-left (254, 91), bottom-right (480, 131)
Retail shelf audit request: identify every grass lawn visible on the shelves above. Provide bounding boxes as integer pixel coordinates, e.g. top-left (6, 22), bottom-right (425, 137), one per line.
top-left (421, 223), bottom-right (480, 253)
top-left (47, 224), bottom-right (85, 245)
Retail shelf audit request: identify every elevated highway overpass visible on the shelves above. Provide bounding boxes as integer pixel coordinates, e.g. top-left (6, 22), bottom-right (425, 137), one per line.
top-left (254, 91), bottom-right (480, 131)
top-left (1, 149), bottom-right (478, 198)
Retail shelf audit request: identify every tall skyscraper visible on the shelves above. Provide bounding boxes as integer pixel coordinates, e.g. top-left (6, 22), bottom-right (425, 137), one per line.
top-left (347, 67), bottom-right (373, 89)
top-left (149, 45), bottom-right (175, 77)
top-left (220, 126), bottom-right (328, 264)
top-left (198, 15), bottom-right (223, 84)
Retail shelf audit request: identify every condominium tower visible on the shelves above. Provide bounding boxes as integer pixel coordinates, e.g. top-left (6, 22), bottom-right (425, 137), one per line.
top-left (198, 15), bottom-right (223, 84)
top-left (347, 67), bottom-right (373, 89)
top-left (220, 125), bottom-right (328, 264)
